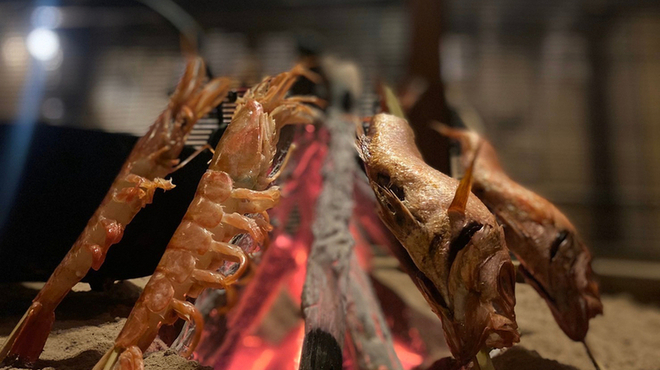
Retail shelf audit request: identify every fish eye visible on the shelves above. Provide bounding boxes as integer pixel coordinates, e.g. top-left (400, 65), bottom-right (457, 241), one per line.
top-left (550, 230), bottom-right (569, 261)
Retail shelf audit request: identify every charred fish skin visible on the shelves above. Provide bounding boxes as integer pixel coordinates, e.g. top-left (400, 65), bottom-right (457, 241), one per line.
top-left (358, 113), bottom-right (519, 364)
top-left (438, 125), bottom-right (603, 342)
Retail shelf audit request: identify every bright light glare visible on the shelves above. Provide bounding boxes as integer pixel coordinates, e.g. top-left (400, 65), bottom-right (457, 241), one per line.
top-left (31, 6), bottom-right (62, 29)
top-left (26, 28), bottom-right (60, 62)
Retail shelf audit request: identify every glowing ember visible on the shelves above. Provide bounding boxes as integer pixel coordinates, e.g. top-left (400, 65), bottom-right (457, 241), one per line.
top-left (219, 321), bottom-right (305, 370)
top-left (194, 125), bottom-right (433, 369)
top-left (194, 128), bottom-right (328, 370)
top-left (393, 339), bottom-right (424, 369)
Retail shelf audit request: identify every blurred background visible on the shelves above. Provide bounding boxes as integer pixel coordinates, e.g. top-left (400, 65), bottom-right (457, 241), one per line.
top-left (0, 0), bottom-right (659, 292)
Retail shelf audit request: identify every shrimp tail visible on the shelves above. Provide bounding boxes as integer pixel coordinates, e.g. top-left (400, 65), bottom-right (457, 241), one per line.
top-left (0, 302), bottom-right (53, 367)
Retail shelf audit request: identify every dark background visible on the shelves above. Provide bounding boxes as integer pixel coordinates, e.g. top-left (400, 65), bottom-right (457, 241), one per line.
top-left (0, 0), bottom-right (659, 286)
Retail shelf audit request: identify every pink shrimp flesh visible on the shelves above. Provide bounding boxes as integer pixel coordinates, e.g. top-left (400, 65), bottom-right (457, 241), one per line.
top-left (93, 65), bottom-right (323, 370)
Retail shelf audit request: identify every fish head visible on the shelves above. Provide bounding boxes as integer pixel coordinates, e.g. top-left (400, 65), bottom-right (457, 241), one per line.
top-left (443, 222), bottom-right (520, 361)
top-left (359, 114), bottom-right (520, 364)
top-left (519, 223), bottom-right (603, 341)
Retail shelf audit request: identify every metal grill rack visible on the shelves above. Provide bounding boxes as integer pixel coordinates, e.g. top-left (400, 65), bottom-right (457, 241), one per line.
top-left (186, 87), bottom-right (246, 149)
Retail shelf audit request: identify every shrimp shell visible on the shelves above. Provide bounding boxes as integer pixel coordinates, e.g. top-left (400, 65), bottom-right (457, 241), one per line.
top-left (94, 65), bottom-right (323, 370)
top-left (0, 57), bottom-right (232, 367)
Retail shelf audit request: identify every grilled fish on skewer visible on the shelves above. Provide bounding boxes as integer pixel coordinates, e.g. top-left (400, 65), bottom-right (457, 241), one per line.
top-left (436, 124), bottom-right (603, 343)
top-left (357, 113), bottom-right (519, 365)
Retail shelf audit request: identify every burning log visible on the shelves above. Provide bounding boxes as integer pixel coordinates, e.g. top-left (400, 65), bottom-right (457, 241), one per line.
top-left (345, 251), bottom-right (403, 370)
top-left (299, 109), bottom-right (403, 370)
top-left (299, 110), bottom-right (357, 369)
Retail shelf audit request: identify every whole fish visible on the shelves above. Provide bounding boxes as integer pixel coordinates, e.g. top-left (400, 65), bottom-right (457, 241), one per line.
top-left (357, 113), bottom-right (519, 365)
top-left (437, 125), bottom-right (603, 342)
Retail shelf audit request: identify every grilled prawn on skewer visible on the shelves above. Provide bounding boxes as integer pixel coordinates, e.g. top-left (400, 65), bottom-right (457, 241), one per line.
top-left (0, 57), bottom-right (232, 367)
top-left (93, 65), bottom-right (323, 370)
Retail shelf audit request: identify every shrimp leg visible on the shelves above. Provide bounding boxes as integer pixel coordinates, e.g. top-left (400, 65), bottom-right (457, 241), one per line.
top-left (0, 57), bottom-right (232, 367)
top-left (112, 300), bottom-right (203, 370)
top-left (94, 65), bottom-right (324, 370)
top-left (171, 299), bottom-right (204, 358)
top-left (212, 240), bottom-right (249, 263)
top-left (230, 187), bottom-right (280, 200)
top-left (221, 213), bottom-right (266, 243)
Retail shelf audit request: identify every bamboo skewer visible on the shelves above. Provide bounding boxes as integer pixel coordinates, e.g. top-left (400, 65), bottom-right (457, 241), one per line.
top-left (583, 340), bottom-right (602, 370)
top-left (474, 349), bottom-right (495, 370)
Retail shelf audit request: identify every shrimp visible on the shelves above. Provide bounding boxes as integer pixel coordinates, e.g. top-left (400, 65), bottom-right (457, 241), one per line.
top-left (357, 113), bottom-right (519, 366)
top-left (0, 57), bottom-right (232, 367)
top-left (93, 65), bottom-right (322, 370)
top-left (436, 125), bottom-right (603, 343)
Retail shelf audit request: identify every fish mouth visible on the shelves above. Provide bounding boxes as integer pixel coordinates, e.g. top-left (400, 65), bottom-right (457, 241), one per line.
top-left (519, 264), bottom-right (601, 341)
top-left (483, 261), bottom-right (520, 349)
top-left (446, 312), bottom-right (519, 365)
top-left (484, 314), bottom-right (520, 348)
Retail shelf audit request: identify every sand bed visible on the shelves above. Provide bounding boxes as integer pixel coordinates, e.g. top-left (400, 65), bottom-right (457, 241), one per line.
top-left (1, 280), bottom-right (659, 370)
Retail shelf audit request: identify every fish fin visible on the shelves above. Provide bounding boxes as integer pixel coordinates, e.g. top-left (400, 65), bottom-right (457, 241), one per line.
top-left (431, 121), bottom-right (466, 139)
top-left (378, 83), bottom-right (406, 119)
top-left (448, 142), bottom-right (482, 220)
top-left (375, 183), bottom-right (418, 227)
